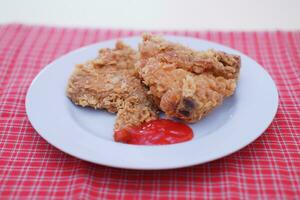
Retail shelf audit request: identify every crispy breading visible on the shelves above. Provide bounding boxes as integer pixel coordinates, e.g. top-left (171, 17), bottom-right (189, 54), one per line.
top-left (66, 41), bottom-right (158, 130)
top-left (137, 34), bottom-right (241, 122)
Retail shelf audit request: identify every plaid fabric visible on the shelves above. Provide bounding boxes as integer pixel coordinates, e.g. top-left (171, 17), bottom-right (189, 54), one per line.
top-left (0, 24), bottom-right (299, 199)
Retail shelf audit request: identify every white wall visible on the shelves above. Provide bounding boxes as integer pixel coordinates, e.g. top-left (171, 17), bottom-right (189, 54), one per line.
top-left (1, 0), bottom-right (300, 30)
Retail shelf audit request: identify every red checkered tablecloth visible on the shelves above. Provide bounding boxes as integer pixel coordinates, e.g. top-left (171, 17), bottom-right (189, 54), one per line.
top-left (0, 24), bottom-right (299, 199)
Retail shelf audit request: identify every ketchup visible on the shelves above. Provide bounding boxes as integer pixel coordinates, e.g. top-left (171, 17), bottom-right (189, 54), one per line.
top-left (114, 119), bottom-right (193, 145)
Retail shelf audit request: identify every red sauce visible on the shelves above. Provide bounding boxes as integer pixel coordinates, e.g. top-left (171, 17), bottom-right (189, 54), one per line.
top-left (114, 119), bottom-right (193, 145)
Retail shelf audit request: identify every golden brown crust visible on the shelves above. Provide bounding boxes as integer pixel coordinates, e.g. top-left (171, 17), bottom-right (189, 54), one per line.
top-left (66, 41), bottom-right (158, 130)
top-left (139, 34), bottom-right (240, 79)
top-left (137, 34), bottom-right (240, 122)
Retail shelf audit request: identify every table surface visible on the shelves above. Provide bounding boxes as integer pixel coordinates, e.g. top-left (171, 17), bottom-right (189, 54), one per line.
top-left (1, 0), bottom-right (300, 30)
top-left (0, 24), bottom-right (299, 199)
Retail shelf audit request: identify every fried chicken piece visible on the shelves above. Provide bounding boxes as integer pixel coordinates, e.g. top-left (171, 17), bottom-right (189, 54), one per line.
top-left (66, 41), bottom-right (158, 132)
top-left (137, 34), bottom-right (241, 122)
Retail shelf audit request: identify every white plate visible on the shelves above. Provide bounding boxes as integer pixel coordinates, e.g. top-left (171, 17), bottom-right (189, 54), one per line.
top-left (26, 36), bottom-right (278, 170)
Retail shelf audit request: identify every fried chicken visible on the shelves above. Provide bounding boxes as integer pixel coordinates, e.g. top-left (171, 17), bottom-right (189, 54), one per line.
top-left (137, 34), bottom-right (241, 122)
top-left (66, 41), bottom-right (158, 132)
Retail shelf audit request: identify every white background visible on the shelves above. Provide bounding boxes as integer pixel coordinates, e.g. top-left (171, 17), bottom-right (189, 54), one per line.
top-left (1, 0), bottom-right (300, 30)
